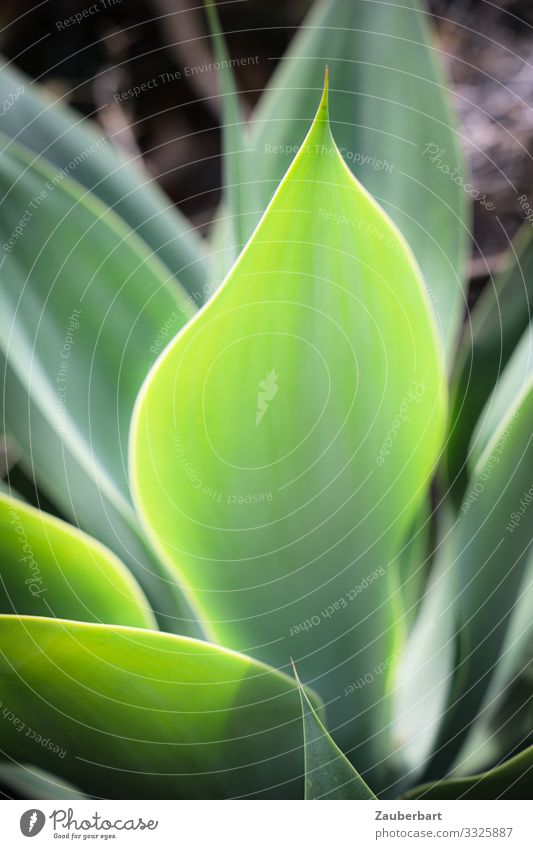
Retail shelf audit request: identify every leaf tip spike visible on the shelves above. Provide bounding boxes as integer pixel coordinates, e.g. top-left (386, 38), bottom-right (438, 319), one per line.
top-left (290, 656), bottom-right (303, 687)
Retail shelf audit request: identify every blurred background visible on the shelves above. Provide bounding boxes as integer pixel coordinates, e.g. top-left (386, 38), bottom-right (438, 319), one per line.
top-left (1, 0), bottom-right (533, 284)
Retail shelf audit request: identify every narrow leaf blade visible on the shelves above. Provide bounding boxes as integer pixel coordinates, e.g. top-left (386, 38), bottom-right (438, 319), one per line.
top-left (0, 616), bottom-right (316, 799)
top-left (0, 134), bottom-right (200, 633)
top-left (447, 225), bottom-right (533, 499)
top-left (293, 661), bottom-right (376, 800)
top-left (425, 331), bottom-right (533, 776)
top-left (0, 764), bottom-right (86, 800)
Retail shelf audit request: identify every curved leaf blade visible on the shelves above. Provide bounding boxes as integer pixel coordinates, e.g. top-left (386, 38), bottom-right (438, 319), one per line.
top-left (0, 616), bottom-right (314, 799)
top-left (203, 0), bottom-right (258, 262)
top-left (455, 553), bottom-right (533, 775)
top-left (0, 491), bottom-right (155, 628)
top-left (468, 323), bottom-right (533, 473)
top-left (391, 523), bottom-right (457, 780)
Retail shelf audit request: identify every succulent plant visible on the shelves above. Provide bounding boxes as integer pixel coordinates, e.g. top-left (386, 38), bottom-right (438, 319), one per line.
top-left (0, 0), bottom-right (530, 800)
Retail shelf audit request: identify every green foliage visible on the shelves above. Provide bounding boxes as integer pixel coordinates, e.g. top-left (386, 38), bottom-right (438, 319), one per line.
top-left (0, 59), bottom-right (208, 298)
top-left (0, 0), bottom-right (530, 802)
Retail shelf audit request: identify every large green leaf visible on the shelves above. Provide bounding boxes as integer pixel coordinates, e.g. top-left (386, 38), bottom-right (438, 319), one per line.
top-left (213, 0), bottom-right (468, 362)
top-left (0, 58), bottom-right (208, 299)
top-left (0, 491), bottom-right (155, 628)
top-left (0, 134), bottom-right (201, 635)
top-left (131, 80), bottom-right (446, 777)
top-left (405, 746), bottom-right (533, 800)
top-left (424, 328), bottom-right (533, 777)
top-left (0, 616), bottom-right (314, 799)
top-left (447, 226), bottom-right (533, 500)
top-left (293, 662), bottom-right (376, 799)
top-left (203, 0), bottom-right (258, 263)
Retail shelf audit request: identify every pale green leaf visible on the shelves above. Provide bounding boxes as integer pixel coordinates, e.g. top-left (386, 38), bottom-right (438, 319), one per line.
top-left (0, 134), bottom-right (201, 634)
top-left (391, 523), bottom-right (458, 778)
top-left (451, 551), bottom-right (533, 776)
top-left (468, 323), bottom-right (533, 473)
top-left (214, 0), bottom-right (468, 361)
top-left (203, 0), bottom-right (258, 261)
top-left (423, 334), bottom-right (533, 777)
top-left (0, 58), bottom-right (208, 298)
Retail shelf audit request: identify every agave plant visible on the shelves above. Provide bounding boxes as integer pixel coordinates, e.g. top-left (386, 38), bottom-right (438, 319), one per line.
top-left (0, 0), bottom-right (531, 801)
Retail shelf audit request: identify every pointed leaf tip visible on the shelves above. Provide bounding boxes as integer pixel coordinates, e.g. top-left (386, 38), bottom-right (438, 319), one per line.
top-left (245, 0), bottom-right (469, 362)
top-left (318, 66), bottom-right (329, 121)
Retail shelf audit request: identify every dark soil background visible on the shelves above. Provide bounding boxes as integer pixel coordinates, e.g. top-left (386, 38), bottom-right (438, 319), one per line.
top-left (1, 0), bottom-right (532, 281)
